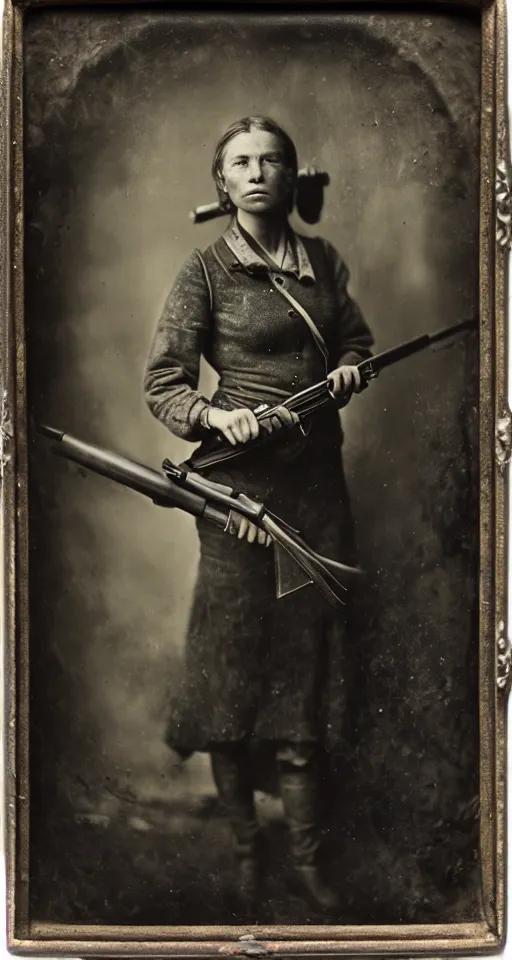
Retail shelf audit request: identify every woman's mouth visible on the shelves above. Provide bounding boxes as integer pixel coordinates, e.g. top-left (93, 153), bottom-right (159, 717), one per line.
top-left (245, 190), bottom-right (269, 197)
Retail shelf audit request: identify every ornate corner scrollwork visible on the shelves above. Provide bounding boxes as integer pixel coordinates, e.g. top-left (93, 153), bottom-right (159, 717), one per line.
top-left (496, 410), bottom-right (512, 473)
top-left (497, 620), bottom-right (512, 691)
top-left (238, 935), bottom-right (269, 957)
top-left (496, 159), bottom-right (512, 248)
top-left (0, 389), bottom-right (13, 479)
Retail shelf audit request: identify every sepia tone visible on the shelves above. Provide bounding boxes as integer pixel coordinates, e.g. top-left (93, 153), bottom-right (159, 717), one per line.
top-left (23, 5), bottom-right (482, 927)
top-left (1, 0), bottom-right (509, 954)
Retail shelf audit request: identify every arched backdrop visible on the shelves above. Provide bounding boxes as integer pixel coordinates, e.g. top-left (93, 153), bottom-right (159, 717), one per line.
top-left (24, 8), bottom-right (481, 926)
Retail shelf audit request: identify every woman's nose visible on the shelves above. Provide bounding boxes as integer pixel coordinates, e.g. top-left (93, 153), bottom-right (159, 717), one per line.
top-left (248, 161), bottom-right (264, 182)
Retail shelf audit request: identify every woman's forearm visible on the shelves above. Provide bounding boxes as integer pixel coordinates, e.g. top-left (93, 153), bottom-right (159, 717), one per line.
top-left (144, 251), bottom-right (212, 441)
top-left (144, 367), bottom-right (210, 441)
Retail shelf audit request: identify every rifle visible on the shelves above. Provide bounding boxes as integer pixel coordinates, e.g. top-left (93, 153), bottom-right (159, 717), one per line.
top-left (190, 168), bottom-right (330, 225)
top-left (39, 426), bottom-right (361, 608)
top-left (190, 318), bottom-right (477, 471)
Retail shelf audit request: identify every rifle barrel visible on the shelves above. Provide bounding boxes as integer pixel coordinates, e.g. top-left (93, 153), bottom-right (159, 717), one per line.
top-left (39, 426), bottom-right (226, 524)
top-left (38, 425), bottom-right (357, 606)
top-left (189, 318), bottom-right (477, 471)
top-left (359, 334), bottom-right (431, 375)
top-left (428, 318), bottom-right (476, 344)
top-left (359, 318), bottom-right (476, 377)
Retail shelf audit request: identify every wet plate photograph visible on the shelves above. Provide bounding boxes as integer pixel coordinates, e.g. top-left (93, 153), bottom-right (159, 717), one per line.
top-left (1, 0), bottom-right (509, 955)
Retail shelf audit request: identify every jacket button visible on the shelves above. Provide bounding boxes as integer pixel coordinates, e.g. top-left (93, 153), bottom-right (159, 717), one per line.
top-left (288, 309), bottom-right (298, 319)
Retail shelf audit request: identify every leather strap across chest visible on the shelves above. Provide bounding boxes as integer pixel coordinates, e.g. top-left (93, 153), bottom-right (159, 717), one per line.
top-left (269, 273), bottom-right (329, 371)
top-left (206, 231), bottom-right (330, 373)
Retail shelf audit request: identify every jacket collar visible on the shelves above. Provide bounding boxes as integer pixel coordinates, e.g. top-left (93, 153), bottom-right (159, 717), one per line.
top-left (221, 217), bottom-right (316, 284)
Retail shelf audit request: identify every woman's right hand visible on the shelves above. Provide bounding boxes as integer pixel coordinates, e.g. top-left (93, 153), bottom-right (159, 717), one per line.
top-left (207, 404), bottom-right (300, 547)
top-left (207, 407), bottom-right (260, 446)
top-left (207, 405), bottom-right (299, 446)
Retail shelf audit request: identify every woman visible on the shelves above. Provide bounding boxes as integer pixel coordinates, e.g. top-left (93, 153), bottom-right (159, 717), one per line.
top-left (144, 116), bottom-right (373, 916)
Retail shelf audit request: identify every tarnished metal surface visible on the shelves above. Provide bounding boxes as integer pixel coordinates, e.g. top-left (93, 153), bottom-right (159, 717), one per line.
top-left (496, 160), bottom-right (512, 247)
top-left (496, 619), bottom-right (511, 690)
top-left (496, 410), bottom-right (512, 471)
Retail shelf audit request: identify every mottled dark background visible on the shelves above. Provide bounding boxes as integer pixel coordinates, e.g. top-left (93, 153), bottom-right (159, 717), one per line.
top-left (24, 7), bottom-right (481, 926)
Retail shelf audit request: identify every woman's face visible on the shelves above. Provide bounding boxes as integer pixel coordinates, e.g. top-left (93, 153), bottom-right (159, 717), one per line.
top-left (219, 128), bottom-right (293, 216)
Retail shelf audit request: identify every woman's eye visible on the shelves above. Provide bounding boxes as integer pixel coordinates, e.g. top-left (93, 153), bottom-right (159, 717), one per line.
top-left (234, 159), bottom-right (248, 166)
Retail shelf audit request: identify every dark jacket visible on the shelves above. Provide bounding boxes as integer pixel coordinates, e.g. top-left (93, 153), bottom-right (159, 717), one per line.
top-left (144, 222), bottom-right (374, 755)
top-left (144, 222), bottom-right (373, 440)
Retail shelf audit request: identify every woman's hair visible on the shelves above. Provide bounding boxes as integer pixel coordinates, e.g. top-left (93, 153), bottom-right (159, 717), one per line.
top-left (212, 115), bottom-right (298, 213)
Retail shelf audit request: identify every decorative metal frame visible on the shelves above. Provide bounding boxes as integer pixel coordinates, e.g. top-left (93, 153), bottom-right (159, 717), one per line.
top-left (0, 0), bottom-right (509, 954)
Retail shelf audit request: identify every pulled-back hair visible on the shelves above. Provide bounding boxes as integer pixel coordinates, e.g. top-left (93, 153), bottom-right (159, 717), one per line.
top-left (212, 116), bottom-right (298, 213)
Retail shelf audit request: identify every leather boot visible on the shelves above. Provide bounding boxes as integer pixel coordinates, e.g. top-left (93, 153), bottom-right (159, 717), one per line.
top-left (210, 746), bottom-right (261, 917)
top-left (278, 760), bottom-right (340, 914)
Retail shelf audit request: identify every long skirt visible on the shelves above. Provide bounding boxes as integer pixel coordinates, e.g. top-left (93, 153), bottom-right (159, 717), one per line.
top-left (166, 413), bottom-right (357, 756)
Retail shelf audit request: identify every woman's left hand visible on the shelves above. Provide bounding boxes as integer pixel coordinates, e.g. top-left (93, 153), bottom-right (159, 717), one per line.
top-left (225, 511), bottom-right (272, 547)
top-left (259, 406), bottom-right (300, 434)
top-left (327, 365), bottom-right (363, 401)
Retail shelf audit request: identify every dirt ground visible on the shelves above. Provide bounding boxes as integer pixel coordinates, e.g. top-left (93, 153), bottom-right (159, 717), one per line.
top-left (30, 757), bottom-right (482, 928)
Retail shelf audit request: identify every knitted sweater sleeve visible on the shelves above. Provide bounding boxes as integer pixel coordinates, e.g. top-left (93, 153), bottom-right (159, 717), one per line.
top-left (144, 251), bottom-right (211, 442)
